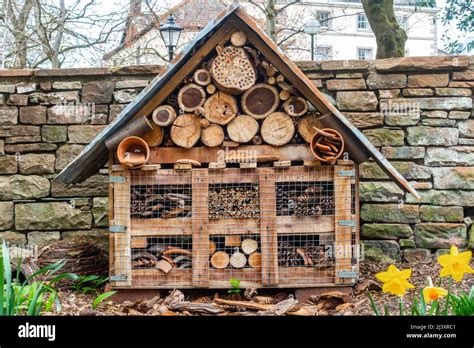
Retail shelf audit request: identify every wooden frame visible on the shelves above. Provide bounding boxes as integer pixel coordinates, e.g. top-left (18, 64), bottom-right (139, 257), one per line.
top-left (110, 162), bottom-right (358, 289)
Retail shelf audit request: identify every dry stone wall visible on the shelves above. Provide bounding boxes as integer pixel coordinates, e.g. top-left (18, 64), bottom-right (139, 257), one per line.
top-left (0, 56), bottom-right (472, 264)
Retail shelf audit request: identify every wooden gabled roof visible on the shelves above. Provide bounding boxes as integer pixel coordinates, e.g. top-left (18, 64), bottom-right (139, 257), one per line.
top-left (55, 3), bottom-right (419, 198)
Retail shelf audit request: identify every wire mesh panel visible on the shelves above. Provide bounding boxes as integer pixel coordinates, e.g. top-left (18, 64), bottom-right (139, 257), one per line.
top-left (110, 162), bottom-right (358, 289)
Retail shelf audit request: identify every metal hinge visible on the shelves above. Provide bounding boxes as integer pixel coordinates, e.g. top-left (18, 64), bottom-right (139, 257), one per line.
top-left (110, 275), bottom-right (128, 281)
top-left (109, 175), bottom-right (126, 183)
top-left (338, 220), bottom-right (356, 227)
top-left (109, 225), bottom-right (127, 233)
top-left (338, 169), bottom-right (355, 177)
top-left (338, 271), bottom-right (358, 278)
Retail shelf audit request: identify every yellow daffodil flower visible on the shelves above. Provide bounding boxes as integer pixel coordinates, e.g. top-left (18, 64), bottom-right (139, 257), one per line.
top-left (437, 246), bottom-right (474, 282)
top-left (422, 277), bottom-right (448, 303)
top-left (375, 265), bottom-right (415, 296)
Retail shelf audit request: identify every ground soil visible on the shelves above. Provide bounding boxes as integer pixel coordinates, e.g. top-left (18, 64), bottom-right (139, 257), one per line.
top-left (52, 260), bottom-right (473, 316)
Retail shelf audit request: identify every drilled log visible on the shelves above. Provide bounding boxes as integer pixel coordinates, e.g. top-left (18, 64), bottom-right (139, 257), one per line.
top-left (241, 83), bottom-right (279, 120)
top-left (261, 112), bottom-right (295, 146)
top-left (248, 252), bottom-right (262, 269)
top-left (193, 69), bottom-right (211, 86)
top-left (201, 124), bottom-right (224, 147)
top-left (227, 115), bottom-right (259, 144)
top-left (178, 83), bottom-right (206, 112)
top-left (284, 97), bottom-right (309, 117)
top-left (170, 113), bottom-right (201, 148)
top-left (210, 46), bottom-right (256, 95)
top-left (203, 92), bottom-right (238, 125)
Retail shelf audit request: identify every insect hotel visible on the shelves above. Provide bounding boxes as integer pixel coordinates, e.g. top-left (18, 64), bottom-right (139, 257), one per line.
top-left (56, 5), bottom-right (418, 291)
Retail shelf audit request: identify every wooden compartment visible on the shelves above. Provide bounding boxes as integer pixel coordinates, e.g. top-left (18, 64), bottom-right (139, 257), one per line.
top-left (110, 162), bottom-right (358, 289)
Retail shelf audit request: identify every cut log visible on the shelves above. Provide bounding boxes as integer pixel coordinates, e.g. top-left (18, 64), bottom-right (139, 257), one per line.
top-left (241, 83), bottom-right (279, 120)
top-left (276, 74), bottom-right (285, 83)
top-left (230, 250), bottom-right (247, 269)
top-left (267, 76), bottom-right (276, 85)
top-left (279, 89), bottom-right (291, 101)
top-left (297, 114), bottom-right (322, 143)
top-left (210, 251), bottom-right (230, 269)
top-left (200, 118), bottom-right (210, 128)
top-left (252, 135), bottom-right (263, 145)
top-left (261, 112), bottom-right (295, 146)
top-left (260, 61), bottom-right (277, 77)
top-left (210, 46), bottom-right (256, 95)
top-left (248, 252), bottom-right (261, 269)
top-left (201, 124), bottom-right (224, 147)
top-left (206, 84), bottom-right (216, 95)
top-left (177, 83), bottom-right (206, 112)
top-left (227, 115), bottom-right (259, 143)
top-left (142, 122), bottom-right (164, 147)
top-left (230, 31), bottom-right (247, 47)
top-left (241, 238), bottom-right (258, 255)
top-left (203, 92), bottom-right (238, 125)
top-left (170, 113), bottom-right (202, 148)
top-left (152, 105), bottom-right (176, 127)
top-left (209, 240), bottom-right (217, 255)
top-left (284, 97), bottom-right (309, 117)
top-left (193, 69), bottom-right (211, 86)
top-left (225, 235), bottom-right (241, 247)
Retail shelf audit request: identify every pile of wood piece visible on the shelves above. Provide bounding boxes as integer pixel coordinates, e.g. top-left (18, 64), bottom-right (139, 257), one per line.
top-left (208, 184), bottom-right (259, 219)
top-left (144, 31), bottom-right (321, 149)
top-left (278, 241), bottom-right (333, 267)
top-left (132, 240), bottom-right (192, 272)
top-left (111, 289), bottom-right (353, 316)
top-left (209, 237), bottom-right (261, 269)
top-left (276, 183), bottom-right (334, 216)
top-left (130, 185), bottom-right (192, 219)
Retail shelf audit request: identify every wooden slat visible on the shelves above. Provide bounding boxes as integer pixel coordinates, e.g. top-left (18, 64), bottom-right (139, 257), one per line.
top-left (132, 269), bottom-right (192, 288)
top-left (131, 218), bottom-right (192, 236)
top-left (192, 169), bottom-right (209, 287)
top-left (273, 165), bottom-right (333, 182)
top-left (108, 155), bottom-right (115, 280)
top-left (275, 215), bottom-right (334, 234)
top-left (277, 266), bottom-right (335, 286)
top-left (149, 144), bottom-right (313, 164)
top-left (258, 168), bottom-right (278, 286)
top-left (131, 237), bottom-right (147, 249)
top-left (209, 218), bottom-right (258, 235)
top-left (112, 169), bottom-right (132, 287)
top-left (334, 164), bottom-right (353, 285)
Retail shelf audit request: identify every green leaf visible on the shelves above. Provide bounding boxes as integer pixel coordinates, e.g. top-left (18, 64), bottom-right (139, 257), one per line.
top-left (93, 291), bottom-right (117, 310)
top-left (367, 292), bottom-right (380, 316)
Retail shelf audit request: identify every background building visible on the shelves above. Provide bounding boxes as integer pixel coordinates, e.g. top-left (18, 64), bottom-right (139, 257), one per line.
top-left (103, 0), bottom-right (440, 66)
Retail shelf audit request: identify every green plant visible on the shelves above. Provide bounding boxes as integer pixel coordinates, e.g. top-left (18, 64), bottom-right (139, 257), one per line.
top-left (1, 239), bottom-right (77, 316)
top-left (449, 287), bottom-right (474, 316)
top-left (72, 275), bottom-right (109, 294)
top-left (227, 278), bottom-right (241, 294)
top-left (92, 291), bottom-right (117, 310)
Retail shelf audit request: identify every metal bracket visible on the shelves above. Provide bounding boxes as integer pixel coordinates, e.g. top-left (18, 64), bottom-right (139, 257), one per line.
top-left (338, 169), bottom-right (355, 177)
top-left (110, 275), bottom-right (128, 281)
top-left (338, 271), bottom-right (358, 278)
top-left (109, 175), bottom-right (126, 183)
top-left (109, 225), bottom-right (127, 233)
top-left (338, 220), bottom-right (356, 227)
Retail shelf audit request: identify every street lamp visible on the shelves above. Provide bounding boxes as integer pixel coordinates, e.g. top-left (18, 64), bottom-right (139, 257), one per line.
top-left (159, 14), bottom-right (183, 62)
top-left (304, 18), bottom-right (321, 61)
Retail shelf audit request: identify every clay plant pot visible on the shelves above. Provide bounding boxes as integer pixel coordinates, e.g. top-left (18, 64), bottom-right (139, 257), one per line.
top-left (310, 128), bottom-right (345, 163)
top-left (117, 136), bottom-right (150, 169)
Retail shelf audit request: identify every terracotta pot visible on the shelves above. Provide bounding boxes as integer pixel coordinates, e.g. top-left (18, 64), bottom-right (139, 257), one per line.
top-left (117, 136), bottom-right (150, 169)
top-left (310, 128), bottom-right (345, 163)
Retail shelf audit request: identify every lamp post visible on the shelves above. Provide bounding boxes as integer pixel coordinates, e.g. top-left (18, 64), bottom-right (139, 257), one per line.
top-left (304, 18), bottom-right (321, 60)
top-left (159, 14), bottom-right (183, 62)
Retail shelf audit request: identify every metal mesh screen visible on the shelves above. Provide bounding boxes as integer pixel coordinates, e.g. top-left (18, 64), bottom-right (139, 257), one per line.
top-left (110, 164), bottom-right (357, 288)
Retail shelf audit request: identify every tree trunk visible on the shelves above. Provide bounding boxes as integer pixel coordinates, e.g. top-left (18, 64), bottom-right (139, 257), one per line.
top-left (265, 0), bottom-right (277, 42)
top-left (362, 0), bottom-right (407, 58)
